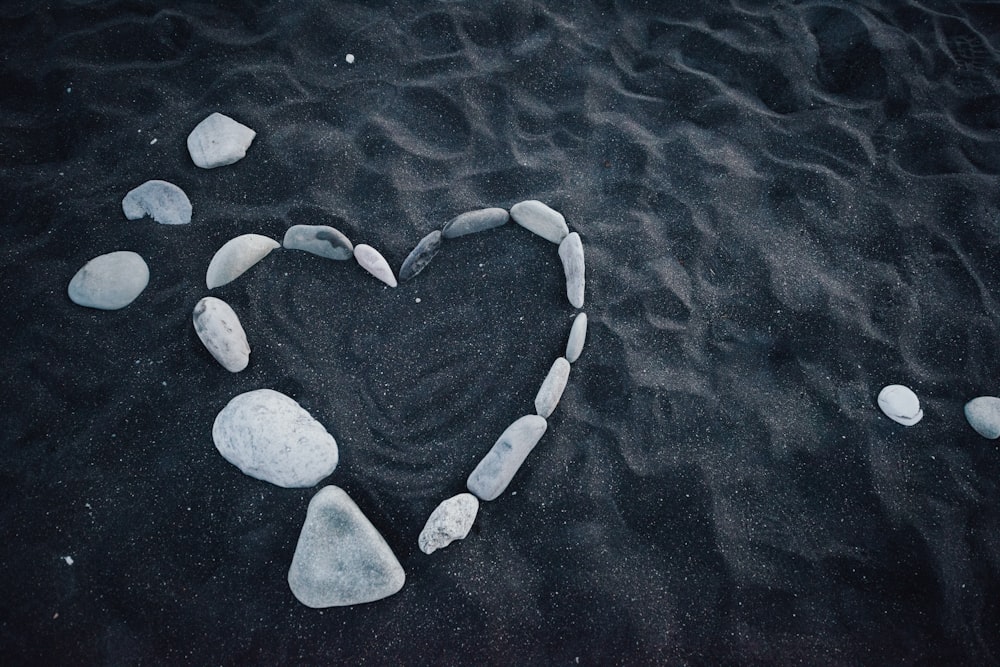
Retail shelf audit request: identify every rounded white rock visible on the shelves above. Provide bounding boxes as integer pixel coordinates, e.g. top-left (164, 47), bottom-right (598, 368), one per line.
top-left (964, 396), bottom-right (1000, 439)
top-left (122, 180), bottom-right (192, 225)
top-left (509, 200), bottom-right (569, 244)
top-left (68, 251), bottom-right (149, 310)
top-left (187, 112), bottom-right (256, 169)
top-left (418, 493), bottom-right (479, 555)
top-left (353, 243), bottom-right (397, 287)
top-left (565, 312), bottom-right (588, 363)
top-left (206, 233), bottom-right (280, 289)
top-left (877, 384), bottom-right (923, 426)
top-left (192, 297), bottom-right (250, 372)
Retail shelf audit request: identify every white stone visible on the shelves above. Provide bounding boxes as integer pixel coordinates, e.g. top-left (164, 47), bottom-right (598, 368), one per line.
top-left (877, 384), bottom-right (923, 426)
top-left (206, 234), bottom-right (279, 289)
top-left (68, 251), bottom-right (149, 310)
top-left (122, 180), bottom-right (192, 225)
top-left (565, 313), bottom-right (588, 363)
top-left (558, 232), bottom-right (585, 308)
top-left (282, 225), bottom-right (354, 260)
top-left (467, 415), bottom-right (548, 501)
top-left (192, 297), bottom-right (250, 372)
top-left (288, 486), bottom-right (405, 608)
top-left (418, 493), bottom-right (479, 555)
top-left (509, 200), bottom-right (569, 244)
top-left (964, 396), bottom-right (1000, 439)
top-left (535, 357), bottom-right (571, 419)
top-left (187, 112), bottom-right (256, 169)
top-left (212, 389), bottom-right (339, 488)
top-left (353, 243), bottom-right (397, 287)
top-left (345, 53), bottom-right (355, 64)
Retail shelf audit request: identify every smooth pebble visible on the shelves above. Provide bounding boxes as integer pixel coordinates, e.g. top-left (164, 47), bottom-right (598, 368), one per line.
top-left (187, 112), bottom-right (256, 169)
top-left (535, 357), bottom-right (571, 419)
top-left (509, 200), bottom-right (568, 244)
top-left (418, 493), bottom-right (479, 555)
top-left (964, 396), bottom-right (1000, 439)
top-left (283, 224), bottom-right (354, 260)
top-left (192, 297), bottom-right (250, 372)
top-left (877, 384), bottom-right (923, 426)
top-left (558, 232), bottom-right (585, 308)
top-left (206, 233), bottom-right (279, 289)
top-left (354, 244), bottom-right (397, 287)
top-left (467, 415), bottom-right (548, 501)
top-left (565, 313), bottom-right (588, 363)
top-left (441, 208), bottom-right (509, 239)
top-left (68, 251), bottom-right (149, 310)
top-left (399, 230), bottom-right (443, 281)
top-left (122, 180), bottom-right (192, 225)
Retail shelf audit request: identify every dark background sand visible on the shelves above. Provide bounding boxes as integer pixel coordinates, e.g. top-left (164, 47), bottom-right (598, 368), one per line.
top-left (2, 0), bottom-right (1000, 664)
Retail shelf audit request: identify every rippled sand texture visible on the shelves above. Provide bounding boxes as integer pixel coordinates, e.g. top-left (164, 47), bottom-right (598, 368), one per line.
top-left (2, 1), bottom-right (1000, 664)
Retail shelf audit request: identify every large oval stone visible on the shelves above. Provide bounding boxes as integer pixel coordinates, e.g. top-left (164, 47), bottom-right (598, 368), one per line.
top-left (193, 297), bottom-right (250, 372)
top-left (187, 112), bottom-right (256, 169)
top-left (68, 251), bottom-right (149, 310)
top-left (510, 200), bottom-right (568, 244)
top-left (965, 396), bottom-right (1000, 439)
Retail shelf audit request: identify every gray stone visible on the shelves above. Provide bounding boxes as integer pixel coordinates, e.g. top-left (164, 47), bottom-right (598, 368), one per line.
top-left (509, 200), bottom-right (568, 244)
top-left (212, 389), bottom-right (339, 488)
top-left (206, 234), bottom-right (280, 289)
top-left (964, 396), bottom-right (1000, 439)
top-left (282, 225), bottom-right (353, 260)
top-left (418, 493), bottom-right (479, 555)
top-left (441, 208), bottom-right (509, 239)
top-left (558, 232), bottom-right (585, 308)
top-left (68, 251), bottom-right (149, 310)
top-left (467, 415), bottom-right (548, 501)
top-left (193, 297), bottom-right (250, 372)
top-left (187, 112), bottom-right (256, 169)
top-left (565, 312), bottom-right (588, 363)
top-left (877, 384), bottom-right (923, 426)
top-left (122, 180), bottom-right (192, 225)
top-left (399, 230), bottom-right (443, 281)
top-left (534, 357), bottom-right (571, 419)
top-left (354, 243), bottom-right (397, 287)
top-left (288, 486), bottom-right (405, 608)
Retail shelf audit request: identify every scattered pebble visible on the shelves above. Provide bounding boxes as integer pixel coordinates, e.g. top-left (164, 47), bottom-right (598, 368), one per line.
top-left (467, 415), bottom-right (548, 501)
top-left (282, 224), bottom-right (354, 260)
top-left (68, 250), bottom-right (149, 310)
top-left (353, 243), bottom-right (397, 287)
top-left (187, 112), bottom-right (256, 169)
top-left (205, 233), bottom-right (280, 289)
top-left (193, 297), bottom-right (250, 372)
top-left (964, 396), bottom-right (1000, 439)
top-left (418, 493), bottom-right (479, 554)
top-left (509, 200), bottom-right (569, 244)
top-left (877, 384), bottom-right (923, 426)
top-left (346, 53), bottom-right (355, 64)
top-left (122, 179), bottom-right (192, 225)
top-left (565, 313), bottom-right (588, 363)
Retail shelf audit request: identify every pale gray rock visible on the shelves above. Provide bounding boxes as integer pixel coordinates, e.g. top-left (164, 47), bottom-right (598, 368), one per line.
top-left (187, 112), bottom-right (256, 169)
top-left (877, 384), bottom-right (923, 426)
top-left (282, 225), bottom-right (353, 260)
top-left (354, 244), bottom-right (397, 287)
top-left (509, 200), bottom-right (568, 244)
top-left (68, 251), bottom-right (149, 310)
top-left (288, 485), bottom-right (405, 608)
top-left (964, 396), bottom-right (1000, 439)
top-left (206, 234), bottom-right (280, 289)
top-left (418, 493), bottom-right (479, 555)
top-left (441, 208), bottom-right (509, 239)
top-left (193, 297), bottom-right (250, 372)
top-left (122, 180), bottom-right (192, 225)
top-left (467, 415), bottom-right (548, 501)
top-left (565, 312), bottom-right (588, 363)
top-left (212, 389), bottom-right (339, 488)
top-left (558, 232), bottom-right (585, 308)
top-left (535, 357), bottom-right (571, 419)
top-left (399, 230), bottom-right (443, 281)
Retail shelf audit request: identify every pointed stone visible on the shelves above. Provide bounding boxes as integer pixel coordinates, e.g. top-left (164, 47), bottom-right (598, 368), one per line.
top-left (206, 234), bottom-right (280, 289)
top-left (565, 313), bottom-right (588, 363)
top-left (193, 297), bottom-right (250, 372)
top-left (187, 112), bottom-right (256, 169)
top-left (535, 357), bottom-right (571, 418)
top-left (399, 230), bottom-right (443, 281)
top-left (288, 486), bottom-right (405, 608)
top-left (558, 232), bottom-right (585, 308)
top-left (354, 244), bottom-right (397, 287)
top-left (282, 225), bottom-right (354, 260)
top-left (68, 251), bottom-right (149, 310)
top-left (965, 396), bottom-right (1000, 439)
top-left (419, 493), bottom-right (479, 554)
top-left (441, 208), bottom-right (509, 239)
top-left (122, 180), bottom-right (192, 225)
top-left (467, 415), bottom-right (548, 501)
top-left (509, 200), bottom-right (568, 244)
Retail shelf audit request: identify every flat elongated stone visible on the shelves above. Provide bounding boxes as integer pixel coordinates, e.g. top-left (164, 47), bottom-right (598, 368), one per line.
top-left (187, 112), bottom-right (256, 169)
top-left (558, 232), bottom-right (585, 308)
top-left (288, 486), bottom-right (405, 608)
top-left (354, 244), bottom-right (397, 287)
top-left (565, 312), bottom-right (588, 363)
top-left (509, 200), bottom-right (568, 244)
top-left (122, 180), bottom-right (192, 225)
top-left (68, 251), bottom-right (149, 310)
top-left (535, 357), bottom-right (571, 418)
top-left (206, 234), bottom-right (280, 289)
top-left (467, 415), bottom-right (548, 501)
top-left (418, 493), bottom-right (479, 554)
top-left (193, 297), bottom-right (250, 372)
top-left (399, 230), bottom-right (443, 281)
top-left (282, 225), bottom-right (354, 260)
top-left (212, 389), bottom-right (339, 488)
top-left (877, 384), bottom-right (923, 426)
top-left (441, 208), bottom-right (509, 239)
top-left (965, 396), bottom-right (1000, 439)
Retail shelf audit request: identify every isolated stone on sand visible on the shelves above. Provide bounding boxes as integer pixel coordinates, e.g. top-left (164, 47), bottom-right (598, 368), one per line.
top-left (418, 493), bottom-right (479, 555)
top-left (535, 357), bottom-right (571, 419)
top-left (467, 415), bottom-right (548, 501)
top-left (288, 485), bottom-right (405, 608)
top-left (212, 389), bottom-right (339, 488)
top-left (558, 232), bottom-right (585, 308)
top-left (877, 384), bottom-right (923, 426)
top-left (399, 230), bottom-right (443, 281)
top-left (509, 200), bottom-right (568, 244)
top-left (193, 297), bottom-right (250, 372)
top-left (122, 180), bottom-right (192, 225)
top-left (565, 312), bottom-right (588, 363)
top-left (206, 233), bottom-right (280, 289)
top-left (68, 251), bottom-right (149, 310)
top-left (187, 112), bottom-right (256, 169)
top-left (441, 208), bottom-right (509, 239)
top-left (354, 243), bottom-right (397, 287)
top-left (964, 396), bottom-right (1000, 439)
top-left (282, 225), bottom-right (354, 260)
